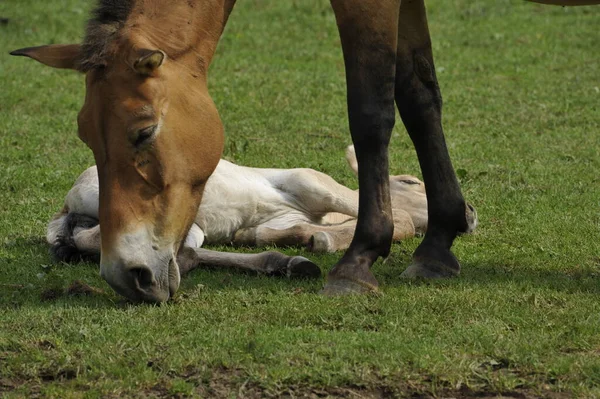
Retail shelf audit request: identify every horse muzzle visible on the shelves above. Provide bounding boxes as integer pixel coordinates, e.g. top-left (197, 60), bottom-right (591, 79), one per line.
top-left (99, 234), bottom-right (181, 302)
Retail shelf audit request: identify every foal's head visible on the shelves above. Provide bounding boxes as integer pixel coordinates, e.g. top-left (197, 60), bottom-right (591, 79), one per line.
top-left (12, 0), bottom-right (229, 302)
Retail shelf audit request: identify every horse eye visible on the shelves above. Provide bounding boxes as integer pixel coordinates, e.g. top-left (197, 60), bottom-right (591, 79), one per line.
top-left (133, 125), bottom-right (157, 148)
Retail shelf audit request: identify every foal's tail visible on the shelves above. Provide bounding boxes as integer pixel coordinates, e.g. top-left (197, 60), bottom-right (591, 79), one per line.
top-left (46, 206), bottom-right (99, 263)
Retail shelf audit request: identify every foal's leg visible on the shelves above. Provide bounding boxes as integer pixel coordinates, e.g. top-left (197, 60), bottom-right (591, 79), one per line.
top-left (233, 223), bottom-right (318, 248)
top-left (176, 247), bottom-right (321, 278)
top-left (49, 213), bottom-right (321, 279)
top-left (233, 221), bottom-right (358, 252)
top-left (310, 209), bottom-right (415, 253)
top-left (394, 0), bottom-right (476, 278)
top-left (323, 0), bottom-right (400, 294)
top-left (234, 210), bottom-right (415, 253)
top-left (265, 168), bottom-right (359, 217)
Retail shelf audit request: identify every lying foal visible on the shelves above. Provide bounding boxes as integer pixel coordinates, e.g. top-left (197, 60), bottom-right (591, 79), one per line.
top-left (47, 146), bottom-right (476, 276)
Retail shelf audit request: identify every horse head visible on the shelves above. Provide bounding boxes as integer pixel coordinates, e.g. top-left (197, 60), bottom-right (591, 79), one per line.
top-left (11, 1), bottom-right (231, 302)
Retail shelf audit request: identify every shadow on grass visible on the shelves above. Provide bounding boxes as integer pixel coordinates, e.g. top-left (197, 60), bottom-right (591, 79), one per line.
top-left (464, 260), bottom-right (599, 293)
top-left (377, 257), bottom-right (600, 295)
top-left (2, 237), bottom-right (598, 310)
top-left (0, 236), bottom-right (119, 309)
top-left (1, 238), bottom-right (327, 309)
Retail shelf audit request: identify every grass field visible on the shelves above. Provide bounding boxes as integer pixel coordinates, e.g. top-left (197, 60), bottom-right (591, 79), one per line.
top-left (1, 0), bottom-right (600, 397)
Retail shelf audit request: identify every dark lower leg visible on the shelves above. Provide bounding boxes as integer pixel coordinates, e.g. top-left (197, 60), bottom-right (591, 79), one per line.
top-left (323, 55), bottom-right (398, 289)
top-left (323, 0), bottom-right (400, 294)
top-left (324, 143), bottom-right (393, 290)
top-left (395, 0), bottom-right (469, 277)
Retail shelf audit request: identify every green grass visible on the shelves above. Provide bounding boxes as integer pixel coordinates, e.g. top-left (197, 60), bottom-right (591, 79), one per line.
top-left (1, 0), bottom-right (600, 397)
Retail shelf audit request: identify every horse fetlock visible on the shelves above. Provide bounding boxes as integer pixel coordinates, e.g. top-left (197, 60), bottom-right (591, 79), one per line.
top-left (355, 216), bottom-right (394, 259)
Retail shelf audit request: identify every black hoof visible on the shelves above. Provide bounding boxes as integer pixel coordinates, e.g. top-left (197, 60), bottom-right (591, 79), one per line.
top-left (321, 251), bottom-right (380, 296)
top-left (401, 245), bottom-right (461, 279)
top-left (285, 256), bottom-right (322, 278)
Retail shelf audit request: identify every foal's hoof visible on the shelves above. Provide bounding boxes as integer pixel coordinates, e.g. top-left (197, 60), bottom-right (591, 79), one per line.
top-left (320, 278), bottom-right (378, 296)
top-left (400, 256), bottom-right (460, 279)
top-left (461, 203), bottom-right (478, 235)
top-left (286, 256), bottom-right (322, 278)
top-left (308, 231), bottom-right (334, 253)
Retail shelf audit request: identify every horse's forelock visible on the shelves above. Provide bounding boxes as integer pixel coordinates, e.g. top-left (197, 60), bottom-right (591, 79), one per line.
top-left (79, 0), bottom-right (136, 71)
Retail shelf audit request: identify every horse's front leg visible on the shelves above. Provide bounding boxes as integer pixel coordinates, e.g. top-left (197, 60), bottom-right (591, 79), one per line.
top-left (394, 0), bottom-right (475, 278)
top-left (322, 0), bottom-right (401, 294)
top-left (176, 247), bottom-right (322, 279)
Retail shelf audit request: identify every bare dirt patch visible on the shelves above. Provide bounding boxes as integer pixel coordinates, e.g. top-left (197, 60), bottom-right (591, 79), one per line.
top-left (135, 367), bottom-right (572, 399)
top-left (40, 280), bottom-right (105, 301)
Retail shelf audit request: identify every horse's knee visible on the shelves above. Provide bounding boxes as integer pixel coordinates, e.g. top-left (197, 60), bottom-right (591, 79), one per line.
top-left (183, 223), bottom-right (205, 248)
top-left (308, 231), bottom-right (336, 253)
top-left (395, 50), bottom-right (442, 119)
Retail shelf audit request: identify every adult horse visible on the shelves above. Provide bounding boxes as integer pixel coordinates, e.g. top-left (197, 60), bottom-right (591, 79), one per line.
top-left (10, 0), bottom-right (596, 302)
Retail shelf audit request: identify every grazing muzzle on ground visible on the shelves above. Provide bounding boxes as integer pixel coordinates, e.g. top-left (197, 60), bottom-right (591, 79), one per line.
top-left (100, 258), bottom-right (180, 303)
top-left (99, 227), bottom-right (181, 302)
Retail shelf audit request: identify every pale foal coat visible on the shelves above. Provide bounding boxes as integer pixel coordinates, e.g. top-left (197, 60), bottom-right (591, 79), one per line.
top-left (47, 146), bottom-right (432, 257)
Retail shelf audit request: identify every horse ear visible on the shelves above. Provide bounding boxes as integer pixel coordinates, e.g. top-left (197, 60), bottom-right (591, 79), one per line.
top-left (133, 50), bottom-right (165, 75)
top-left (10, 44), bottom-right (82, 70)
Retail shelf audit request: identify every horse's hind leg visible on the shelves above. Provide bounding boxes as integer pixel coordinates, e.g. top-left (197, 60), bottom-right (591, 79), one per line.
top-left (394, 0), bottom-right (475, 278)
top-left (323, 0), bottom-right (400, 295)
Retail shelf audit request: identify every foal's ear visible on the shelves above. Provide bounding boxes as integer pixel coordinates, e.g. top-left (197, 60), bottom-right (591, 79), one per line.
top-left (10, 44), bottom-right (82, 70)
top-left (133, 49), bottom-right (165, 75)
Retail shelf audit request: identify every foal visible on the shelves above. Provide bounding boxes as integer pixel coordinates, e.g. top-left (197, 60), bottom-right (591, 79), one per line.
top-left (49, 146), bottom-right (477, 273)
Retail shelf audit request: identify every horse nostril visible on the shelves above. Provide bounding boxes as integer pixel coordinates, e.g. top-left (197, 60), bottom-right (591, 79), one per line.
top-left (130, 266), bottom-right (155, 290)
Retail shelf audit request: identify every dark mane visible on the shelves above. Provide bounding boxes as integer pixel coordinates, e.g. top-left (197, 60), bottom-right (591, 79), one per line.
top-left (79, 0), bottom-right (135, 71)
